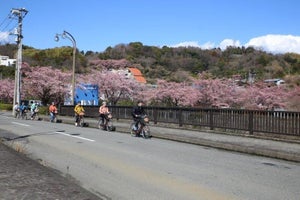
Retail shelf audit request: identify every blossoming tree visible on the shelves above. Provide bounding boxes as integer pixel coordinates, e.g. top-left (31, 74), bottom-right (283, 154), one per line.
top-left (78, 69), bottom-right (144, 105)
top-left (0, 78), bottom-right (14, 103)
top-left (22, 65), bottom-right (71, 105)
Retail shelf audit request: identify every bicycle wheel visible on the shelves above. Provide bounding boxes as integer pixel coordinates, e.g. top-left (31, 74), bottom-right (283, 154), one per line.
top-left (142, 125), bottom-right (151, 139)
top-left (79, 117), bottom-right (84, 127)
top-left (97, 119), bottom-right (102, 129)
top-left (130, 122), bottom-right (136, 136)
top-left (22, 112), bottom-right (27, 120)
top-left (107, 121), bottom-right (113, 131)
top-left (53, 116), bottom-right (57, 123)
top-left (15, 112), bottom-right (20, 119)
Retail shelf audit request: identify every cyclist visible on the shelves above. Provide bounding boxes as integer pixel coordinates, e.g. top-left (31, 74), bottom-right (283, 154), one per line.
top-left (13, 102), bottom-right (20, 118)
top-left (131, 101), bottom-right (146, 134)
top-left (30, 101), bottom-right (38, 120)
top-left (99, 101), bottom-right (110, 129)
top-left (49, 102), bottom-right (58, 122)
top-left (74, 101), bottom-right (85, 126)
top-left (19, 102), bottom-right (27, 118)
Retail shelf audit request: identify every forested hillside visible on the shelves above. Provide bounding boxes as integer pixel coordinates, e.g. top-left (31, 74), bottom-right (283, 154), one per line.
top-left (1, 43), bottom-right (300, 85)
top-left (95, 42), bottom-right (300, 85)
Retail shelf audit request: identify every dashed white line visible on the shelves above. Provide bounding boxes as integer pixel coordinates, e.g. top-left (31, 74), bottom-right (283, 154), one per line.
top-left (55, 131), bottom-right (95, 142)
top-left (11, 122), bottom-right (30, 126)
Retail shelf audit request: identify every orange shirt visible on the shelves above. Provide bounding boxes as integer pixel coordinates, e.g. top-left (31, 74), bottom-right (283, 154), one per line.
top-left (49, 105), bottom-right (57, 113)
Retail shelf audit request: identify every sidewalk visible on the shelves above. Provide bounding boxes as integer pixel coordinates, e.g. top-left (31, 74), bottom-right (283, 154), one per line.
top-left (0, 142), bottom-right (102, 200)
top-left (55, 114), bottom-right (300, 163)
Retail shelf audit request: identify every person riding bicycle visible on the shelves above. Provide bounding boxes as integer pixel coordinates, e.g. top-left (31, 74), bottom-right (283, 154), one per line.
top-left (74, 101), bottom-right (85, 126)
top-left (13, 102), bottom-right (20, 118)
top-left (131, 101), bottom-right (146, 133)
top-left (30, 101), bottom-right (39, 120)
top-left (49, 102), bottom-right (58, 122)
top-left (19, 102), bottom-right (27, 117)
top-left (99, 101), bottom-right (110, 128)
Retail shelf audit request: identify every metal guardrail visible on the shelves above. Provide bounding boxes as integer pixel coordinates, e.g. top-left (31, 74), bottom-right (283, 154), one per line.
top-left (59, 105), bottom-right (300, 136)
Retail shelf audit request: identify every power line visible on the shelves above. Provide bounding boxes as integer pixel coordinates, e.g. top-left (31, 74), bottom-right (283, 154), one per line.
top-left (0, 13), bottom-right (9, 28)
top-left (0, 12), bottom-right (15, 32)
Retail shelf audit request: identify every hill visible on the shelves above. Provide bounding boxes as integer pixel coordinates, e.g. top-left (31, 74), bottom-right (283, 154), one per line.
top-left (1, 43), bottom-right (300, 85)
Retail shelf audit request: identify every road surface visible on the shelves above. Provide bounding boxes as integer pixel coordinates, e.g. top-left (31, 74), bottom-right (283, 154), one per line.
top-left (1, 114), bottom-right (300, 200)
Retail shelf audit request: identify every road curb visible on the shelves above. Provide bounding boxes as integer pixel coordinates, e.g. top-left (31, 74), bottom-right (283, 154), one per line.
top-left (150, 133), bottom-right (300, 162)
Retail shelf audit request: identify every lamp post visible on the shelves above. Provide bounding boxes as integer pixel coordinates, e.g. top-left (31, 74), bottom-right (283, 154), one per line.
top-left (55, 30), bottom-right (76, 105)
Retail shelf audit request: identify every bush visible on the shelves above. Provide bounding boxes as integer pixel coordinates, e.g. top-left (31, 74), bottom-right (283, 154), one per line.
top-left (37, 106), bottom-right (48, 115)
top-left (116, 99), bottom-right (134, 106)
top-left (0, 103), bottom-right (12, 111)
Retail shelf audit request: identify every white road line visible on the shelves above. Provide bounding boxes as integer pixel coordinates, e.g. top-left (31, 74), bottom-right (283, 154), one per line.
top-left (55, 131), bottom-right (95, 142)
top-left (1, 115), bottom-right (11, 119)
top-left (11, 122), bottom-right (30, 127)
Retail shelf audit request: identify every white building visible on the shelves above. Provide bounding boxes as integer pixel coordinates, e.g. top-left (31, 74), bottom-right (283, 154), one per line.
top-left (0, 55), bottom-right (16, 66)
top-left (264, 78), bottom-right (285, 86)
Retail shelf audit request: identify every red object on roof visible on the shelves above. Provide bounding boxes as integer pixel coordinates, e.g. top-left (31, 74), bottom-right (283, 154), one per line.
top-left (128, 67), bottom-right (147, 83)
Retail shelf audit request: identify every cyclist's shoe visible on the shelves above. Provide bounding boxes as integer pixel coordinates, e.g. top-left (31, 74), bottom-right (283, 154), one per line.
top-left (135, 133), bottom-right (141, 137)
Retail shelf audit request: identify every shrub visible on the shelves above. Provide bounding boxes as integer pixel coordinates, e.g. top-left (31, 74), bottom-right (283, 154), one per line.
top-left (0, 103), bottom-right (12, 111)
top-left (37, 106), bottom-right (48, 115)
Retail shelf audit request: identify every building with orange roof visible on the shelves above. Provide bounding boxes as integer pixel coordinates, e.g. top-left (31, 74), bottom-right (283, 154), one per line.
top-left (127, 67), bottom-right (147, 83)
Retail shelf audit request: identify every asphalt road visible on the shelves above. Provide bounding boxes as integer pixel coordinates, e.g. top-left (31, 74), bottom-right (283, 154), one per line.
top-left (1, 114), bottom-right (300, 200)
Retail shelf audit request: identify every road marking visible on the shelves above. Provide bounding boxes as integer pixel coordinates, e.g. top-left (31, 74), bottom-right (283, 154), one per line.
top-left (11, 122), bottom-right (30, 127)
top-left (1, 115), bottom-right (11, 119)
top-left (55, 131), bottom-right (95, 142)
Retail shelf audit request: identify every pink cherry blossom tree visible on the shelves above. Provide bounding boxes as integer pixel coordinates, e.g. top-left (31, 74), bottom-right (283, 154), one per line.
top-left (193, 78), bottom-right (241, 108)
top-left (193, 77), bottom-right (289, 110)
top-left (78, 69), bottom-right (144, 105)
top-left (0, 78), bottom-right (15, 103)
top-left (150, 80), bottom-right (200, 107)
top-left (239, 83), bottom-right (289, 110)
top-left (22, 66), bottom-right (71, 105)
top-left (6, 62), bottom-right (298, 111)
top-left (286, 86), bottom-right (300, 111)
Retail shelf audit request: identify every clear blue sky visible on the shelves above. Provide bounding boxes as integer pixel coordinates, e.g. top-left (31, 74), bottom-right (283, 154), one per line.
top-left (1, 0), bottom-right (300, 53)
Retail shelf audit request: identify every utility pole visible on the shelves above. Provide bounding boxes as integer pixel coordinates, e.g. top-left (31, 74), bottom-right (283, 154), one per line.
top-left (11, 8), bottom-right (28, 116)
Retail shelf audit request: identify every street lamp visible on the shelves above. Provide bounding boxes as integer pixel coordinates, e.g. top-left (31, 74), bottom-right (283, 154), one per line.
top-left (55, 30), bottom-right (76, 105)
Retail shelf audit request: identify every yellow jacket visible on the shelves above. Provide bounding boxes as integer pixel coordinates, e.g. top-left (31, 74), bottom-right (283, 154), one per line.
top-left (74, 105), bottom-right (85, 115)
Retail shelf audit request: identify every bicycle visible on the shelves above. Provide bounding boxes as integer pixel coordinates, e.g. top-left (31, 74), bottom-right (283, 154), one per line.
top-left (98, 113), bottom-right (115, 131)
top-left (31, 108), bottom-right (39, 120)
top-left (50, 111), bottom-right (58, 123)
top-left (76, 112), bottom-right (85, 127)
top-left (21, 110), bottom-right (28, 120)
top-left (14, 109), bottom-right (21, 119)
top-left (130, 114), bottom-right (151, 139)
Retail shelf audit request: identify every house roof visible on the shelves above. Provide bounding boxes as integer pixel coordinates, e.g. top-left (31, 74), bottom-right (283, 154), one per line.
top-left (128, 67), bottom-right (147, 83)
